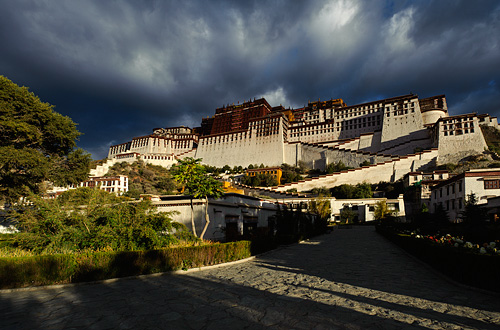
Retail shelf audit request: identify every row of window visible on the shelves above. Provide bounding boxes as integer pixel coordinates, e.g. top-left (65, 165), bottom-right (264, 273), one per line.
top-left (386, 109), bottom-right (415, 117)
top-left (436, 198), bottom-right (463, 211)
top-left (435, 180), bottom-right (463, 198)
top-left (173, 141), bottom-right (192, 148)
top-left (143, 155), bottom-right (173, 160)
top-left (335, 108), bottom-right (381, 119)
top-left (485, 179), bottom-right (500, 189)
top-left (132, 139), bottom-right (149, 148)
top-left (200, 132), bottom-right (249, 145)
top-left (443, 128), bottom-right (475, 136)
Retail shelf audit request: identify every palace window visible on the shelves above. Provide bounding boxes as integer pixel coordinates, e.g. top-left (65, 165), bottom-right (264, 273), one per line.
top-left (484, 179), bottom-right (500, 189)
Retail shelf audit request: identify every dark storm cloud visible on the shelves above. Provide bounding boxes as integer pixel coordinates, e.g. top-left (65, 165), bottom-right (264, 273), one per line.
top-left (1, 0), bottom-right (499, 159)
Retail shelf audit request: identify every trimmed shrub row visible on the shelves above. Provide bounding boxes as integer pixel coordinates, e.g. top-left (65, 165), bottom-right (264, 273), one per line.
top-left (0, 241), bottom-right (251, 289)
top-left (376, 225), bottom-right (500, 293)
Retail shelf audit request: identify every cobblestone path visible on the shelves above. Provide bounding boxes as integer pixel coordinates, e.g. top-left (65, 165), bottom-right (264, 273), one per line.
top-left (1, 226), bottom-right (500, 329)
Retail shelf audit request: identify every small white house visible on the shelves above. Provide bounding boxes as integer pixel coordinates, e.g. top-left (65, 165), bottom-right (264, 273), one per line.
top-left (150, 193), bottom-right (279, 241)
top-left (430, 168), bottom-right (500, 222)
top-left (80, 175), bottom-right (129, 195)
top-left (329, 195), bottom-right (406, 222)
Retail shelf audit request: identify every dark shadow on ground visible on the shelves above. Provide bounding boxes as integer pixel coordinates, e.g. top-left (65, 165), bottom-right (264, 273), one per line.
top-left (252, 227), bottom-right (500, 312)
top-left (1, 270), bottom-right (432, 330)
top-left (1, 226), bottom-right (499, 329)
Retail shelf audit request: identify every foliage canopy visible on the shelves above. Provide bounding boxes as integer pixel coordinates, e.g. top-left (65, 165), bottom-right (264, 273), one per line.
top-left (171, 158), bottom-right (224, 239)
top-left (0, 76), bottom-right (91, 201)
top-left (10, 188), bottom-right (194, 254)
top-left (105, 160), bottom-right (178, 198)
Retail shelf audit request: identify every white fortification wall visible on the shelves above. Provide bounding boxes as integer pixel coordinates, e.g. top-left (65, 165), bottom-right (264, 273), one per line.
top-left (274, 149), bottom-right (438, 192)
top-left (294, 143), bottom-right (393, 171)
top-left (195, 133), bottom-right (285, 167)
top-left (437, 134), bottom-right (487, 163)
top-left (380, 99), bottom-right (425, 148)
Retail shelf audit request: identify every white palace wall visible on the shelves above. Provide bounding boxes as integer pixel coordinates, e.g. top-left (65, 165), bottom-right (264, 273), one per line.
top-left (434, 116), bottom-right (488, 163)
top-left (295, 143), bottom-right (393, 170)
top-left (105, 94), bottom-right (496, 187)
top-left (195, 132), bottom-right (285, 168)
top-left (274, 149), bottom-right (438, 192)
top-left (380, 98), bottom-right (425, 148)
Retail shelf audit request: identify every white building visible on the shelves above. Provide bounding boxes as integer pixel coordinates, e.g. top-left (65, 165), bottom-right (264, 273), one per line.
top-left (80, 175), bottom-right (128, 195)
top-left (273, 195), bottom-right (406, 223)
top-left (98, 93), bottom-right (498, 193)
top-left (430, 168), bottom-right (500, 222)
top-left (150, 193), bottom-right (279, 241)
top-left (329, 195), bottom-right (406, 222)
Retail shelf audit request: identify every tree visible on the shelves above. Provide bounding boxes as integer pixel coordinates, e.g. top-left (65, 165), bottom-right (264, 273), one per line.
top-left (331, 184), bottom-right (356, 198)
top-left (340, 205), bottom-right (356, 224)
top-left (11, 188), bottom-right (193, 253)
top-left (171, 158), bottom-right (224, 239)
top-left (171, 158), bottom-right (204, 236)
top-left (107, 161), bottom-right (177, 196)
top-left (353, 183), bottom-right (372, 198)
top-left (461, 193), bottom-right (486, 224)
top-left (241, 173), bottom-right (277, 187)
top-left (374, 200), bottom-right (391, 220)
top-left (326, 161), bottom-right (349, 174)
top-left (193, 174), bottom-right (225, 239)
top-left (308, 197), bottom-right (331, 223)
top-left (281, 163), bottom-right (303, 184)
top-left (0, 76), bottom-right (91, 201)
top-left (311, 187), bottom-right (331, 196)
top-left (360, 160), bottom-right (371, 167)
top-left (432, 203), bottom-right (449, 225)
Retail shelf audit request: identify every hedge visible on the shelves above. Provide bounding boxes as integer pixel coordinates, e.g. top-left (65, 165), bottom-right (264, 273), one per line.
top-left (0, 241), bottom-right (251, 289)
top-left (376, 225), bottom-right (500, 293)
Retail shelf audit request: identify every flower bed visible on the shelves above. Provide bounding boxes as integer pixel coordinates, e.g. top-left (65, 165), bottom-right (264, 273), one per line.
top-left (411, 233), bottom-right (500, 256)
top-left (376, 224), bottom-right (500, 293)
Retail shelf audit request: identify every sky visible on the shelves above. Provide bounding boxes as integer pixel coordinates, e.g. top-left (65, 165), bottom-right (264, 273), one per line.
top-left (1, 0), bottom-right (499, 160)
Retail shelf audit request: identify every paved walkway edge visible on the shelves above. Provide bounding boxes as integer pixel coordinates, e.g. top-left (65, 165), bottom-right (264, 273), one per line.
top-left (0, 255), bottom-right (260, 293)
top-left (378, 231), bottom-right (500, 297)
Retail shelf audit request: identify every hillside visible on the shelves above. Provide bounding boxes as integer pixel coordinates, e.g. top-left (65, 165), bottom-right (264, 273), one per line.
top-left (105, 161), bottom-right (179, 198)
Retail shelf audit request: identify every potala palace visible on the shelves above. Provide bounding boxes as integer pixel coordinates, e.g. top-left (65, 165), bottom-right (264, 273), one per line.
top-left (98, 93), bottom-right (499, 192)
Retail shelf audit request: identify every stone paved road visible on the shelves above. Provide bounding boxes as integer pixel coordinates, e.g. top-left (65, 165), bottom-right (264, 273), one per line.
top-left (1, 226), bottom-right (500, 329)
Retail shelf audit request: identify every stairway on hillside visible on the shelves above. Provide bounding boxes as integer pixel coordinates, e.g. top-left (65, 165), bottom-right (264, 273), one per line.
top-left (261, 148), bottom-right (438, 193)
top-left (89, 159), bottom-right (117, 177)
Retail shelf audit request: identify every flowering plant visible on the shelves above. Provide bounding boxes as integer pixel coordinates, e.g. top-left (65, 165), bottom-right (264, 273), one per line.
top-left (409, 232), bottom-right (500, 256)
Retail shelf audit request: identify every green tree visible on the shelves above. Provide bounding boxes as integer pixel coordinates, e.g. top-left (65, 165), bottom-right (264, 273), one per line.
top-left (194, 174), bottom-right (225, 239)
top-left (461, 193), bottom-right (486, 224)
top-left (309, 197), bottom-right (331, 222)
top-left (353, 183), bottom-right (372, 198)
top-left (360, 160), bottom-right (371, 167)
top-left (326, 161), bottom-right (349, 174)
top-left (281, 163), bottom-right (303, 184)
top-left (331, 184), bottom-right (356, 198)
top-left (171, 158), bottom-right (224, 239)
top-left (11, 188), bottom-right (191, 253)
top-left (340, 205), bottom-right (356, 224)
top-left (374, 200), bottom-right (391, 220)
top-left (0, 76), bottom-right (91, 201)
top-left (311, 187), bottom-right (331, 196)
top-left (171, 158), bottom-right (204, 236)
top-left (241, 173), bottom-right (277, 187)
top-left (106, 161), bottom-right (177, 197)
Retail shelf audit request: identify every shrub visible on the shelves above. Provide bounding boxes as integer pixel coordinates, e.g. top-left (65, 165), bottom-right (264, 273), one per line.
top-left (10, 188), bottom-right (195, 254)
top-left (376, 224), bottom-right (500, 293)
top-left (0, 241), bottom-right (252, 288)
